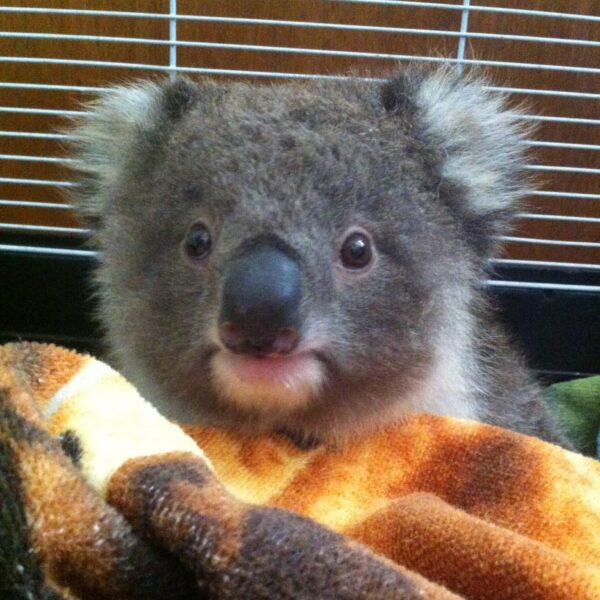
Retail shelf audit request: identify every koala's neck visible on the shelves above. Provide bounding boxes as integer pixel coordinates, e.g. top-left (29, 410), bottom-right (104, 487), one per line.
top-left (397, 289), bottom-right (485, 424)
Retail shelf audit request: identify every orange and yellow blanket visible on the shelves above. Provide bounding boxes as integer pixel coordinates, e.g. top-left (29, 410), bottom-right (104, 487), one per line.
top-left (1, 342), bottom-right (599, 599)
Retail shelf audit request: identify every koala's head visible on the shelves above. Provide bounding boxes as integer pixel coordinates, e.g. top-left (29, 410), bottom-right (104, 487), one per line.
top-left (69, 67), bottom-right (529, 440)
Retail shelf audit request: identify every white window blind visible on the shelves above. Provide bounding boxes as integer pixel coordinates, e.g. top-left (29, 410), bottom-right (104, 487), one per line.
top-left (0, 1), bottom-right (598, 291)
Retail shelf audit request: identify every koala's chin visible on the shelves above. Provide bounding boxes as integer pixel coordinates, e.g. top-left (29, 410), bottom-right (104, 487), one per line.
top-left (210, 350), bottom-right (326, 413)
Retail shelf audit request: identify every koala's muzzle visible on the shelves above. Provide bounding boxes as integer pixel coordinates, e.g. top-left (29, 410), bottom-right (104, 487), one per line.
top-left (218, 244), bottom-right (302, 356)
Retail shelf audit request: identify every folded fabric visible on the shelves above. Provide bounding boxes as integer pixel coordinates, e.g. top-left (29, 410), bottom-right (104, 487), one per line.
top-left (1, 342), bottom-right (600, 600)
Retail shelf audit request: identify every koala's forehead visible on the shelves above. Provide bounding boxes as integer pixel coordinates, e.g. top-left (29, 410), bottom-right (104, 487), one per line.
top-left (150, 80), bottom-right (435, 226)
top-left (194, 79), bottom-right (381, 134)
top-left (165, 81), bottom-right (392, 177)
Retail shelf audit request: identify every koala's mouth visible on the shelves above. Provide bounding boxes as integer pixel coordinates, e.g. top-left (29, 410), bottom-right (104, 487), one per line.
top-left (223, 352), bottom-right (315, 383)
top-left (210, 350), bottom-right (326, 411)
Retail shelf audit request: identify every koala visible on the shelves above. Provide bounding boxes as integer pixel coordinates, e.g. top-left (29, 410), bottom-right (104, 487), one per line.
top-left (68, 66), bottom-right (567, 448)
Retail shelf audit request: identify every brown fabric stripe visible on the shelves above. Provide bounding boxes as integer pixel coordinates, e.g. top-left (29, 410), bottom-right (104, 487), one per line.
top-left (108, 453), bottom-right (461, 599)
top-left (348, 493), bottom-right (600, 600)
top-left (0, 378), bottom-right (195, 600)
top-left (0, 389), bottom-right (73, 599)
top-left (187, 417), bottom-right (600, 569)
top-left (0, 342), bottom-right (86, 407)
top-left (107, 452), bottom-right (245, 590)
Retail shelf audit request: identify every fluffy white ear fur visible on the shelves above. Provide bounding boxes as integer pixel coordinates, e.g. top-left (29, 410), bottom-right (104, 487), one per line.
top-left (68, 83), bottom-right (163, 216)
top-left (414, 68), bottom-right (531, 215)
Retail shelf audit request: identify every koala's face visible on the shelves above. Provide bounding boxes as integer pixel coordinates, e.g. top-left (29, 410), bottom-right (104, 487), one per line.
top-left (72, 70), bottom-right (526, 439)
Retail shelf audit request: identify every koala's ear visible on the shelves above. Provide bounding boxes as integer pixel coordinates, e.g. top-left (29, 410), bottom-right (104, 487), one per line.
top-left (67, 78), bottom-right (201, 223)
top-left (382, 67), bottom-right (532, 252)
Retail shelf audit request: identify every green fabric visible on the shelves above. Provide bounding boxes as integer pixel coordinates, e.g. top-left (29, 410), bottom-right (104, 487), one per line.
top-left (545, 376), bottom-right (600, 457)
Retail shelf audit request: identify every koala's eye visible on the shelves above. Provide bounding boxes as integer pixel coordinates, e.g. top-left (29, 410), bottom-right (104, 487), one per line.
top-left (184, 222), bottom-right (212, 260)
top-left (340, 231), bottom-right (373, 270)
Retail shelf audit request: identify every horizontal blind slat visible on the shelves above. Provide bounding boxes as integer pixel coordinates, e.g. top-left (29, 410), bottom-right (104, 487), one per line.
top-left (3, 28), bottom-right (600, 48)
top-left (2, 5), bottom-right (599, 23)
top-left (499, 237), bottom-right (600, 249)
top-left (3, 81), bottom-right (598, 101)
top-left (3, 52), bottom-right (600, 75)
top-left (491, 259), bottom-right (600, 271)
top-left (0, 223), bottom-right (89, 235)
top-left (0, 200), bottom-right (74, 210)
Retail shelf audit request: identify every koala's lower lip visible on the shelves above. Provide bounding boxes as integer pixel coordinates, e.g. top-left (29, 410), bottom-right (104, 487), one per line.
top-left (210, 349), bottom-right (326, 410)
top-left (219, 351), bottom-right (319, 385)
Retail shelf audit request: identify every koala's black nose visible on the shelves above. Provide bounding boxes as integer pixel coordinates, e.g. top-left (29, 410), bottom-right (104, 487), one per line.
top-left (218, 244), bottom-right (302, 356)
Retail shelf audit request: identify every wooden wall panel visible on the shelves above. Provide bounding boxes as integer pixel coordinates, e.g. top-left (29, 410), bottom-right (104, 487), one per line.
top-left (0, 0), bottom-right (168, 230)
top-left (464, 0), bottom-right (599, 263)
top-left (0, 0), bottom-right (598, 263)
top-left (175, 0), bottom-right (460, 76)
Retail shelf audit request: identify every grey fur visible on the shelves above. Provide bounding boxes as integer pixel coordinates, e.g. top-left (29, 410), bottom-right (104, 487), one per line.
top-left (67, 66), bottom-right (567, 447)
